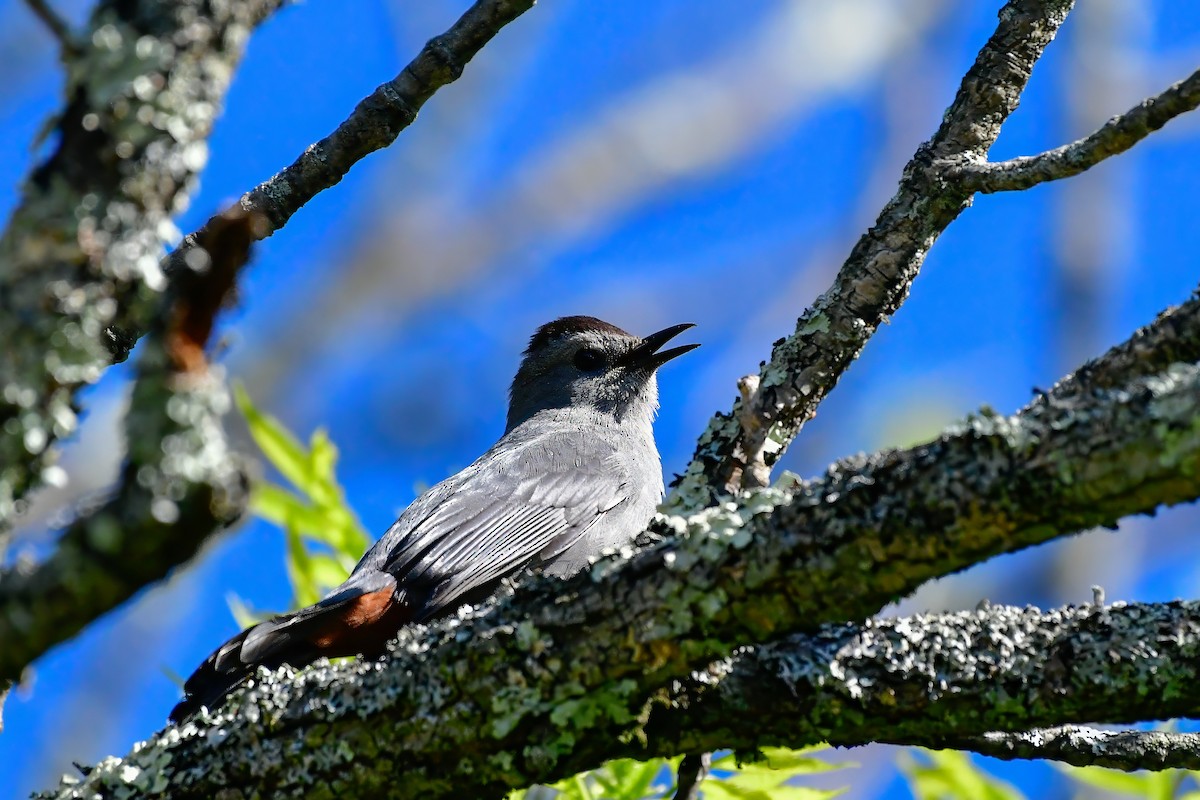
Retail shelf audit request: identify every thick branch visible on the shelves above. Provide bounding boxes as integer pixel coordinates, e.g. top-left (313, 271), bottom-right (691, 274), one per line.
top-left (668, 0), bottom-right (1075, 509)
top-left (38, 348), bottom-right (1200, 797)
top-left (1046, 287), bottom-right (1200, 397)
top-left (945, 67), bottom-right (1200, 193)
top-left (642, 602), bottom-right (1200, 765)
top-left (41, 600), bottom-right (1200, 798)
top-left (0, 0), bottom-right (536, 534)
top-left (0, 212), bottom-right (263, 684)
top-left (0, 0), bottom-right (282, 534)
top-left (950, 727), bottom-right (1200, 772)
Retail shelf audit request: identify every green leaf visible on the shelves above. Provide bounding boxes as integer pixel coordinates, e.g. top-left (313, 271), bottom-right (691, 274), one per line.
top-left (903, 750), bottom-right (1024, 800)
top-left (225, 592), bottom-right (273, 629)
top-left (755, 747), bottom-right (844, 773)
top-left (236, 384), bottom-right (374, 613)
top-left (251, 483), bottom-right (328, 533)
top-left (309, 553), bottom-right (352, 593)
top-left (1063, 765), bottom-right (1167, 798)
top-left (284, 523), bottom-right (321, 608)
top-left (705, 770), bottom-right (841, 800)
top-left (235, 384), bottom-right (313, 493)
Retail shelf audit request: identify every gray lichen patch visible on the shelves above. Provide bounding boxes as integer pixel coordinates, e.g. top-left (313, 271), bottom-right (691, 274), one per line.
top-left (0, 0), bottom-right (283, 531)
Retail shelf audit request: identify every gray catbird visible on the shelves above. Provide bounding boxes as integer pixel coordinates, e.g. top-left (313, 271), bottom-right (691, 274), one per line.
top-left (170, 315), bottom-right (697, 721)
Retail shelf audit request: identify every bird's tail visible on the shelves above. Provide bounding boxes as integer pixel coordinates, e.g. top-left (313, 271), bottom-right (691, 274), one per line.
top-left (169, 581), bottom-right (403, 723)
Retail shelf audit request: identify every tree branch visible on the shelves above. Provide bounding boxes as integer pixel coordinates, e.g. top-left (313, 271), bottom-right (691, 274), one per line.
top-left (1044, 287), bottom-right (1200, 398)
top-left (949, 727), bottom-right (1200, 772)
top-left (0, 211), bottom-right (264, 685)
top-left (37, 334), bottom-right (1200, 796)
top-left (643, 602), bottom-right (1200, 765)
top-left (667, 0), bottom-right (1076, 509)
top-left (671, 752), bottom-right (711, 800)
top-left (135, 0), bottom-right (538, 356)
top-left (0, 0), bottom-right (538, 536)
top-left (944, 67), bottom-right (1200, 193)
top-left (21, 0), bottom-right (80, 59)
top-left (40, 600), bottom-right (1200, 798)
top-left (0, 0), bottom-right (284, 536)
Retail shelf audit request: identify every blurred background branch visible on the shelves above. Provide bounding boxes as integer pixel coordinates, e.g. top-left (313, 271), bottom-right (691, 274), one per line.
top-left (0, 0), bottom-right (282, 537)
top-left (0, 209), bottom-right (263, 686)
top-left (131, 0), bottom-right (540, 361)
top-left (21, 0), bottom-right (80, 59)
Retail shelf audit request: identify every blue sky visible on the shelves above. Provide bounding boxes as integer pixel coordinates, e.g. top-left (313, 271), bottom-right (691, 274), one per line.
top-left (2, 1), bottom-right (1199, 797)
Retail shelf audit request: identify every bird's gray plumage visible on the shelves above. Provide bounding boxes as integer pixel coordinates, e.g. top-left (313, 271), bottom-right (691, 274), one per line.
top-left (170, 315), bottom-right (696, 722)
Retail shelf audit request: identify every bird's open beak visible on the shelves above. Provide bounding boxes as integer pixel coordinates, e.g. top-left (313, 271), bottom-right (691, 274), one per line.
top-left (621, 323), bottom-right (699, 370)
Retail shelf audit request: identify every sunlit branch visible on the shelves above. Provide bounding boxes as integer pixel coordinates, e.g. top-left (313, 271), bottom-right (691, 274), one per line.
top-left (945, 67), bottom-right (1200, 193)
top-left (949, 727), bottom-right (1200, 772)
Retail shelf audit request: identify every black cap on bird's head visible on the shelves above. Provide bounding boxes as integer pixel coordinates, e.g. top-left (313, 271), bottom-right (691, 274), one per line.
top-left (506, 316), bottom-right (698, 432)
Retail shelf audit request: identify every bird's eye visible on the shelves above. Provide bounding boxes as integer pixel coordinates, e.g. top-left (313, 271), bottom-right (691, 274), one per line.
top-left (573, 348), bottom-right (604, 372)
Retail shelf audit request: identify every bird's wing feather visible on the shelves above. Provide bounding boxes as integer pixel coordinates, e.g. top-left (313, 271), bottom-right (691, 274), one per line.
top-left (367, 431), bottom-right (631, 622)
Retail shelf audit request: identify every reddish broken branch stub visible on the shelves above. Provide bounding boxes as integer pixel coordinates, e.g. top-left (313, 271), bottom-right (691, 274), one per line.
top-left (164, 208), bottom-right (269, 374)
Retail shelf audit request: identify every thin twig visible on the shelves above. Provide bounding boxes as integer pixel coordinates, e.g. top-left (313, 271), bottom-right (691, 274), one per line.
top-left (43, 600), bottom-right (1200, 798)
top-left (945, 67), bottom-right (1200, 193)
top-left (951, 727), bottom-right (1200, 772)
top-left (142, 0), bottom-right (537, 354)
top-left (22, 0), bottom-right (80, 58)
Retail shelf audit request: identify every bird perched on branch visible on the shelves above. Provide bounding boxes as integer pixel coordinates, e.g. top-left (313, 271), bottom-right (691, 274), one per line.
top-left (170, 315), bottom-right (698, 722)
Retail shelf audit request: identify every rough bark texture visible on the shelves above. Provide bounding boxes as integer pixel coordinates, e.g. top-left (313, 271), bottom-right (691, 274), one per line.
top-left (40, 601), bottom-right (1200, 798)
top-left (0, 211), bottom-right (265, 684)
top-left (645, 602), bottom-right (1200, 763)
top-left (952, 727), bottom-right (1200, 771)
top-left (13, 0), bottom-right (1200, 795)
top-left (667, 0), bottom-right (1076, 508)
top-left (0, 0), bottom-right (283, 535)
top-left (36, 351), bottom-right (1200, 797)
top-left (947, 66), bottom-right (1200, 193)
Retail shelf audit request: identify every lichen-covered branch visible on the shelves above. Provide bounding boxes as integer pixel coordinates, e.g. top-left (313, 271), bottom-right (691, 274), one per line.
top-left (641, 602), bottom-right (1200, 766)
top-left (41, 600), bottom-right (1200, 798)
top-left (38, 350), bottom-right (1200, 797)
top-left (949, 727), bottom-right (1200, 772)
top-left (1045, 287), bottom-right (1200, 398)
top-left (944, 66), bottom-right (1200, 193)
top-left (0, 0), bottom-right (537, 537)
top-left (0, 0), bottom-right (283, 535)
top-left (667, 0), bottom-right (1075, 509)
top-left (0, 212), bottom-right (264, 685)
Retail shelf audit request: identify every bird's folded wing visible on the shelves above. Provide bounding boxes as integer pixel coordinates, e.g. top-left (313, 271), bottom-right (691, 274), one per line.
top-left (373, 436), bottom-right (631, 621)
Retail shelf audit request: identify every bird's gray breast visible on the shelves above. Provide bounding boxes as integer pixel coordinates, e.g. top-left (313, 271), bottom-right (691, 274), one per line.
top-left (534, 424), bottom-right (664, 577)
